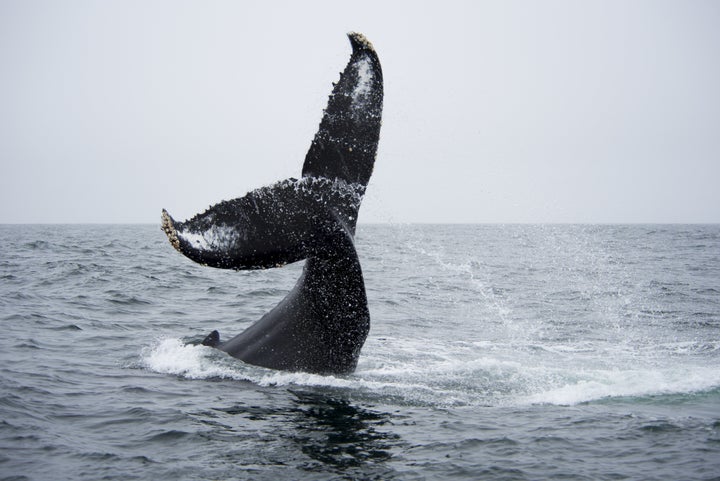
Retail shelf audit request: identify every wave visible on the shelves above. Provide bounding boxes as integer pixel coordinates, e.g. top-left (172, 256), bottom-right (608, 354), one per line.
top-left (139, 337), bottom-right (720, 408)
top-left (523, 366), bottom-right (720, 405)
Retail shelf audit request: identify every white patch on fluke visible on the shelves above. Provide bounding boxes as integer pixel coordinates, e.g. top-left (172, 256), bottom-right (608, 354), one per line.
top-left (179, 224), bottom-right (237, 252)
top-left (352, 57), bottom-right (374, 104)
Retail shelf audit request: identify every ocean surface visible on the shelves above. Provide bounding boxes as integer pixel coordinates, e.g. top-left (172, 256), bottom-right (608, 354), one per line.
top-left (1, 224), bottom-right (719, 480)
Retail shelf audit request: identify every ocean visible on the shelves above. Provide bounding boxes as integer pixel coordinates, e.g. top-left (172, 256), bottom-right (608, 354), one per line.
top-left (1, 223), bottom-right (719, 480)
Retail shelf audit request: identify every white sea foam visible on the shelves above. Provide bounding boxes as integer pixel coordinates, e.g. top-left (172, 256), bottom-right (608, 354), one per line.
top-left (524, 365), bottom-right (720, 405)
top-left (140, 338), bottom-right (243, 380)
top-left (140, 336), bottom-right (720, 408)
top-left (140, 337), bottom-right (432, 391)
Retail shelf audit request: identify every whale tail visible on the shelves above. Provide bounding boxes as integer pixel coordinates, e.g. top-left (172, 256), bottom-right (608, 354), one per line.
top-left (161, 33), bottom-right (383, 374)
top-left (161, 32), bottom-right (382, 271)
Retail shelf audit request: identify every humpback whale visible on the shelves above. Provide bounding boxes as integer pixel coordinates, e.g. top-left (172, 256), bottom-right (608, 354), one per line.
top-left (161, 33), bottom-right (383, 375)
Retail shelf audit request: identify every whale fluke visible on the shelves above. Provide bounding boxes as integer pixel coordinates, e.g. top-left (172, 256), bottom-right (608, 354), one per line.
top-left (161, 33), bottom-right (383, 374)
top-left (303, 32), bottom-right (383, 188)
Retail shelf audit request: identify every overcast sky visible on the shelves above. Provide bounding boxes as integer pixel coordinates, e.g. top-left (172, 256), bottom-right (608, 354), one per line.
top-left (1, 0), bottom-right (718, 224)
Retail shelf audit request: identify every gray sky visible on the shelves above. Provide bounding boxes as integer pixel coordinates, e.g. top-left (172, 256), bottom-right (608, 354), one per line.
top-left (1, 0), bottom-right (719, 224)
